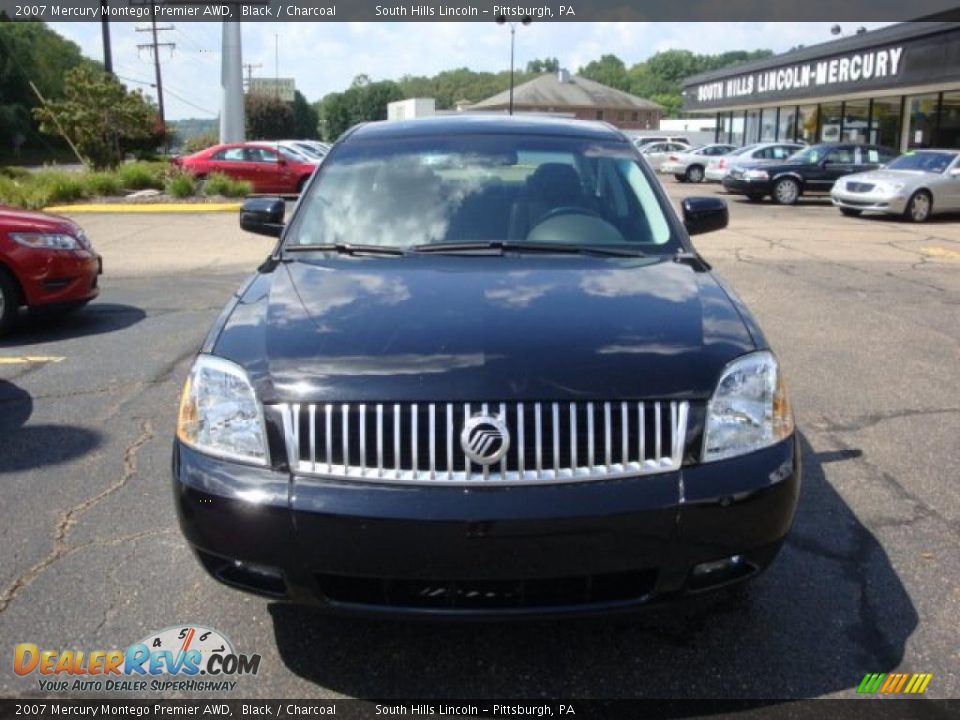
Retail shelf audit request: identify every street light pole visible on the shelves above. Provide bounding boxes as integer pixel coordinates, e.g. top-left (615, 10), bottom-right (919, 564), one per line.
top-left (495, 15), bottom-right (532, 116)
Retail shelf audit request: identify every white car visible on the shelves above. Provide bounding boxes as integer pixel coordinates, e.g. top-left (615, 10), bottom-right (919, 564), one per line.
top-left (658, 144), bottom-right (738, 183)
top-left (705, 142), bottom-right (805, 182)
top-left (639, 141), bottom-right (691, 172)
top-left (250, 141), bottom-right (321, 165)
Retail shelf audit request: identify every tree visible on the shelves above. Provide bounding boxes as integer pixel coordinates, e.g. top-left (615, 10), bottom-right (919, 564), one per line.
top-left (290, 90), bottom-right (319, 139)
top-left (0, 20), bottom-right (98, 157)
top-left (318, 80), bottom-right (403, 141)
top-left (526, 57), bottom-right (559, 74)
top-left (245, 94), bottom-right (296, 140)
top-left (32, 65), bottom-right (158, 169)
top-left (579, 54), bottom-right (629, 91)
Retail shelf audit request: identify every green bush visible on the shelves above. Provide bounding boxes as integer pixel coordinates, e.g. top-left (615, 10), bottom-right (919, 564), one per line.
top-left (0, 166), bottom-right (31, 181)
top-left (202, 172), bottom-right (252, 198)
top-left (31, 170), bottom-right (87, 205)
top-left (117, 162), bottom-right (165, 190)
top-left (84, 171), bottom-right (122, 197)
top-left (0, 176), bottom-right (29, 207)
top-left (165, 171), bottom-right (196, 198)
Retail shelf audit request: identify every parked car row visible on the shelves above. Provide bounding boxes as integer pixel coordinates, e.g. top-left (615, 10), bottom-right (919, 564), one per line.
top-left (643, 136), bottom-right (960, 222)
top-left (171, 139), bottom-right (327, 195)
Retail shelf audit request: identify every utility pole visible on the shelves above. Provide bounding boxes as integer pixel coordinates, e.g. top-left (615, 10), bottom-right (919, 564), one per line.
top-left (242, 62), bottom-right (262, 89)
top-left (136, 11), bottom-right (174, 141)
top-left (220, 22), bottom-right (245, 143)
top-left (100, 0), bottom-right (113, 75)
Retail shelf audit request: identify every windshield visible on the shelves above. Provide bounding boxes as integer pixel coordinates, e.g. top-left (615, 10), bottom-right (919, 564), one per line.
top-left (787, 146), bottom-right (828, 164)
top-left (286, 134), bottom-right (678, 252)
top-left (729, 144), bottom-right (759, 156)
top-left (886, 151), bottom-right (958, 173)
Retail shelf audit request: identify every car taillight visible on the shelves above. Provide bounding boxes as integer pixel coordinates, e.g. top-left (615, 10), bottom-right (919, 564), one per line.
top-left (668, 155), bottom-right (678, 162)
top-left (718, 159), bottom-right (727, 169)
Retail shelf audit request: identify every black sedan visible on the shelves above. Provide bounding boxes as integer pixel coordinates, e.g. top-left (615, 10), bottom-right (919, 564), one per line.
top-left (173, 115), bottom-right (799, 618)
top-left (723, 142), bottom-right (898, 204)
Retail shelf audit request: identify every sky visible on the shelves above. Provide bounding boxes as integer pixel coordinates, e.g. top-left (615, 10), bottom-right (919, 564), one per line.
top-left (49, 21), bottom-right (892, 121)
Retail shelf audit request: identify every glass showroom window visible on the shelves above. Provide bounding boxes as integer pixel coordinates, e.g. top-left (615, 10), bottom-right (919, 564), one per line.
top-left (820, 102), bottom-right (843, 143)
top-left (744, 109), bottom-right (761, 144)
top-left (777, 106), bottom-right (797, 142)
top-left (797, 105), bottom-right (819, 144)
top-left (935, 91), bottom-right (960, 148)
top-left (730, 113), bottom-right (745, 146)
top-left (760, 108), bottom-right (777, 142)
top-left (870, 96), bottom-right (902, 149)
top-left (842, 100), bottom-right (870, 143)
top-left (907, 93), bottom-right (939, 148)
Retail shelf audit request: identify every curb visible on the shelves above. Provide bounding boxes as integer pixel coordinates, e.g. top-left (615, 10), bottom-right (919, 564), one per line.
top-left (43, 202), bottom-right (242, 214)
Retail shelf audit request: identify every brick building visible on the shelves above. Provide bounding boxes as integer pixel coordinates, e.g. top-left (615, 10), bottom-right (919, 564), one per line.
top-left (469, 70), bottom-right (663, 130)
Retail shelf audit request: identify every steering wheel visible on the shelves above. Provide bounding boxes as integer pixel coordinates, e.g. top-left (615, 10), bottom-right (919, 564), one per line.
top-left (535, 206), bottom-right (602, 224)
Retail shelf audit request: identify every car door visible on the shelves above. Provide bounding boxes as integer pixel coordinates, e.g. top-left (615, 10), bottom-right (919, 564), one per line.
top-left (206, 147), bottom-right (251, 182)
top-left (940, 155), bottom-right (960, 210)
top-left (642, 143), bottom-right (670, 170)
top-left (812, 146), bottom-right (858, 192)
top-left (244, 147), bottom-right (286, 193)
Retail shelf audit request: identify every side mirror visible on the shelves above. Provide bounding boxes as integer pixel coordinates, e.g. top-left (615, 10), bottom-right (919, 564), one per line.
top-left (240, 197), bottom-right (285, 238)
top-left (950, 168), bottom-right (960, 177)
top-left (682, 197), bottom-right (728, 236)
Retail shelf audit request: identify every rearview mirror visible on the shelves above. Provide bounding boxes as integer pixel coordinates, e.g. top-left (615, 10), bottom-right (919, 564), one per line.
top-left (682, 197), bottom-right (728, 236)
top-left (240, 197), bottom-right (285, 238)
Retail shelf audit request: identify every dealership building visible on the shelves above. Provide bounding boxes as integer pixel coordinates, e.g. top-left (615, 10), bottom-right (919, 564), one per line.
top-left (681, 22), bottom-right (960, 152)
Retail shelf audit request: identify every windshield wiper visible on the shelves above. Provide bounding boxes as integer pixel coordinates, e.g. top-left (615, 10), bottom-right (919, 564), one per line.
top-left (412, 241), bottom-right (645, 257)
top-left (284, 243), bottom-right (406, 256)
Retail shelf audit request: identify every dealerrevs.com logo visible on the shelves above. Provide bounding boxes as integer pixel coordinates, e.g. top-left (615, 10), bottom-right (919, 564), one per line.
top-left (13, 625), bottom-right (260, 693)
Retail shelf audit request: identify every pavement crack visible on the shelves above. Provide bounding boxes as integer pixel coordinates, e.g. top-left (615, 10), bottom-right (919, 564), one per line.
top-left (0, 420), bottom-right (155, 614)
top-left (812, 407), bottom-right (960, 434)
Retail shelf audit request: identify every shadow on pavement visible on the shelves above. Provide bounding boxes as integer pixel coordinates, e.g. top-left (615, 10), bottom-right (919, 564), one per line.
top-left (0, 378), bottom-right (101, 473)
top-left (0, 302), bottom-right (146, 348)
top-left (269, 433), bottom-right (915, 700)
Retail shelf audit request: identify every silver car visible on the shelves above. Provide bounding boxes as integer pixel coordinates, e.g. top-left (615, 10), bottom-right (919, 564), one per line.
top-left (639, 141), bottom-right (691, 172)
top-left (659, 144), bottom-right (737, 183)
top-left (831, 149), bottom-right (960, 222)
top-left (705, 142), bottom-right (805, 182)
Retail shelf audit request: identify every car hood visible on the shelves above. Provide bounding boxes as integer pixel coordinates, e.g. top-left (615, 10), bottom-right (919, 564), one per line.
top-left (213, 255), bottom-right (759, 403)
top-left (0, 206), bottom-right (78, 234)
top-left (837, 169), bottom-right (930, 184)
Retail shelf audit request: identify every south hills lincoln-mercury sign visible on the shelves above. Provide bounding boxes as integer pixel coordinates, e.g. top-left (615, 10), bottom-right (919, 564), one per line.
top-left (682, 24), bottom-right (960, 112)
top-left (695, 47), bottom-right (903, 105)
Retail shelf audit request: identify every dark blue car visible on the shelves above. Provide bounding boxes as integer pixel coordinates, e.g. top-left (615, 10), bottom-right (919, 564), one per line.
top-left (173, 115), bottom-right (800, 618)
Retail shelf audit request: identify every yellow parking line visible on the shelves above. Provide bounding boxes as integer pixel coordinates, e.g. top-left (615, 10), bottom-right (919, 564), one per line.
top-left (43, 203), bottom-right (242, 214)
top-left (921, 245), bottom-right (960, 260)
top-left (0, 356), bottom-right (65, 365)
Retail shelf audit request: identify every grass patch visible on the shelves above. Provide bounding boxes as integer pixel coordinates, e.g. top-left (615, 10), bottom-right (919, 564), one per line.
top-left (116, 162), bottom-right (166, 191)
top-left (165, 170), bottom-right (196, 198)
top-left (202, 172), bottom-right (252, 198)
top-left (84, 172), bottom-right (123, 197)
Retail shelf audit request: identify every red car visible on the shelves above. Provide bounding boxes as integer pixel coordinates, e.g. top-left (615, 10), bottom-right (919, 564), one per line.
top-left (172, 142), bottom-right (316, 194)
top-left (0, 206), bottom-right (102, 335)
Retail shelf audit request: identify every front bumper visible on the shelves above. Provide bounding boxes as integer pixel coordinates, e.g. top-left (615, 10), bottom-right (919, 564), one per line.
top-left (18, 249), bottom-right (101, 307)
top-left (831, 190), bottom-right (908, 214)
top-left (173, 435), bottom-right (800, 618)
top-left (722, 177), bottom-right (773, 196)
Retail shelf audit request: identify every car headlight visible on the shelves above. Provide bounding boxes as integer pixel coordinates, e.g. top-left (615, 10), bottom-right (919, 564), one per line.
top-left (702, 351), bottom-right (794, 462)
top-left (10, 232), bottom-right (81, 250)
top-left (176, 354), bottom-right (269, 465)
top-left (876, 182), bottom-right (905, 193)
top-left (743, 170), bottom-right (769, 180)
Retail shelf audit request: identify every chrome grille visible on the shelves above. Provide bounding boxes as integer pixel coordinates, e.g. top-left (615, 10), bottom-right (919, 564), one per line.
top-left (845, 182), bottom-right (875, 193)
top-left (277, 400), bottom-right (689, 485)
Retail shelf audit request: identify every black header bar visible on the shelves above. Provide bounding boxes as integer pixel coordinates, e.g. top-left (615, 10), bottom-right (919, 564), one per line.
top-left (1, 0), bottom-right (960, 22)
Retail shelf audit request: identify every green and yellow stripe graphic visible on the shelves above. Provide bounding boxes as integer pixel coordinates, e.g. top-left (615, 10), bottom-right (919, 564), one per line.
top-left (857, 672), bottom-right (932, 694)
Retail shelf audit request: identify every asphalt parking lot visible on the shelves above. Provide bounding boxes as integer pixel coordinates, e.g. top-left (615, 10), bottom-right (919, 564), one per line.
top-left (1, 181), bottom-right (958, 701)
